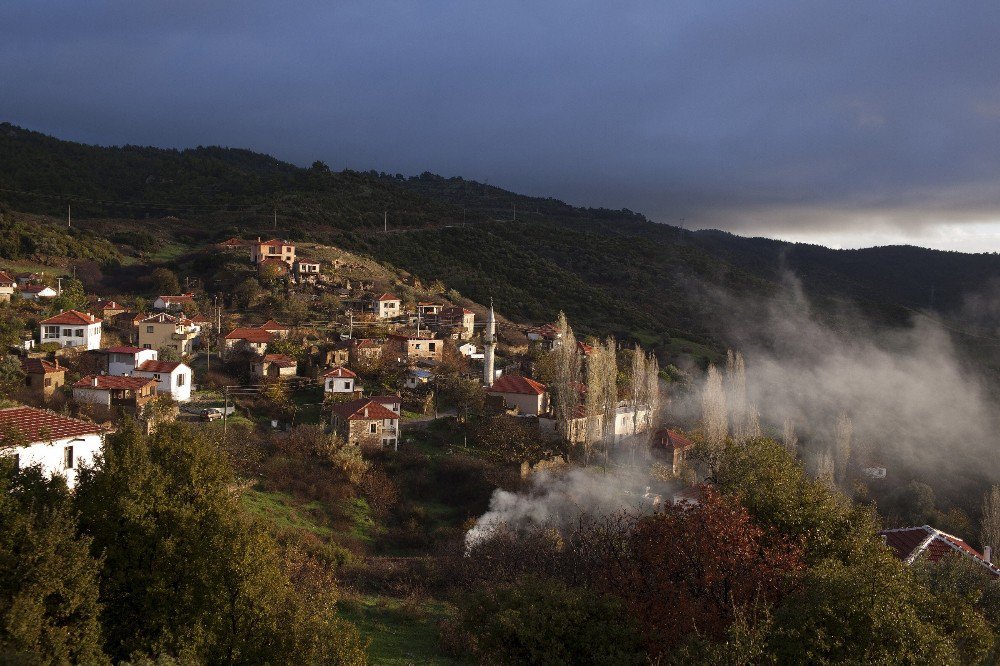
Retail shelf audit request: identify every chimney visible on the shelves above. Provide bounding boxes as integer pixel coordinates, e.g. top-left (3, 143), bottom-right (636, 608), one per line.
top-left (364, 406), bottom-right (369, 418)
top-left (91, 377), bottom-right (98, 387)
top-left (985, 546), bottom-right (992, 564)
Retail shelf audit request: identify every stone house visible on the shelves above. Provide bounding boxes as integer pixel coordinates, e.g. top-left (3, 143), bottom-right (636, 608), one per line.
top-left (20, 358), bottom-right (66, 401)
top-left (330, 398), bottom-right (400, 448)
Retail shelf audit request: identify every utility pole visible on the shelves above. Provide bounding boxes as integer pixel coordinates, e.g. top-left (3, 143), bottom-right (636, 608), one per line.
top-left (222, 386), bottom-right (229, 437)
top-left (384, 210), bottom-right (387, 233)
top-left (56, 277), bottom-right (63, 296)
top-left (273, 209), bottom-right (277, 230)
top-left (67, 204), bottom-right (72, 228)
top-left (206, 335), bottom-right (211, 373)
top-left (348, 311), bottom-right (353, 339)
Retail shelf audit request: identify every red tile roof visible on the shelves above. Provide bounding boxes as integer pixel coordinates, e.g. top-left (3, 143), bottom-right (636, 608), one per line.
top-left (377, 293), bottom-right (399, 302)
top-left (136, 360), bottom-right (184, 373)
top-left (217, 237), bottom-right (246, 247)
top-left (653, 429), bottom-right (695, 451)
top-left (74, 375), bottom-right (158, 391)
top-left (323, 366), bottom-right (357, 379)
top-left (22, 284), bottom-right (55, 294)
top-left (0, 406), bottom-right (105, 446)
top-left (527, 323), bottom-right (560, 340)
top-left (20, 358), bottom-right (63, 375)
top-left (40, 310), bottom-right (101, 325)
top-left (0, 270), bottom-right (14, 286)
top-left (257, 238), bottom-right (290, 247)
top-left (258, 319), bottom-right (290, 331)
top-left (157, 293), bottom-right (195, 302)
top-left (881, 526), bottom-right (1000, 577)
top-left (576, 340), bottom-right (594, 355)
top-left (224, 327), bottom-right (275, 343)
top-left (488, 374), bottom-right (547, 395)
top-left (331, 398), bottom-right (399, 421)
top-left (100, 301), bottom-right (123, 310)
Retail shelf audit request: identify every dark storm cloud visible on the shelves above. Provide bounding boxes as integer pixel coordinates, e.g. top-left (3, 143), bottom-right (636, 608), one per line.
top-left (3, 2), bottom-right (1000, 248)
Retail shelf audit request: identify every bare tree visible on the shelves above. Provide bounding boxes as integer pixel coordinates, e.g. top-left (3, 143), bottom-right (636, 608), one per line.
top-left (834, 412), bottom-right (853, 487)
top-left (645, 353), bottom-right (661, 434)
top-left (701, 364), bottom-right (728, 450)
top-left (744, 403), bottom-right (762, 441)
top-left (726, 350), bottom-right (749, 440)
top-left (584, 340), bottom-right (610, 464)
top-left (982, 485), bottom-right (1000, 557)
top-left (552, 312), bottom-right (582, 442)
top-left (817, 448), bottom-right (836, 488)
top-left (781, 417), bottom-right (798, 456)
top-left (600, 336), bottom-right (619, 467)
top-left (627, 344), bottom-right (647, 464)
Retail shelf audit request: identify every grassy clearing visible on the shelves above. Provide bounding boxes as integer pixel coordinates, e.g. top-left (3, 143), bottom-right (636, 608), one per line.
top-left (242, 488), bottom-right (333, 537)
top-left (341, 497), bottom-right (376, 543)
top-left (339, 595), bottom-right (468, 666)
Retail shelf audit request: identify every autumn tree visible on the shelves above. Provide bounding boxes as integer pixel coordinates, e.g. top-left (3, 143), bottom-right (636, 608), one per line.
top-left (148, 267), bottom-right (180, 296)
top-left (551, 312), bottom-right (582, 443)
top-left (701, 364), bottom-right (728, 452)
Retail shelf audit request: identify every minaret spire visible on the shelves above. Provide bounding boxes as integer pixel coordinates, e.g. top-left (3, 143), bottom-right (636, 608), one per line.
top-left (483, 299), bottom-right (496, 387)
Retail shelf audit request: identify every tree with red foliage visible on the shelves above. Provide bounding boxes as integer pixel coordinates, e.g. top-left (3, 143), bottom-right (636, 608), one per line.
top-left (604, 485), bottom-right (804, 657)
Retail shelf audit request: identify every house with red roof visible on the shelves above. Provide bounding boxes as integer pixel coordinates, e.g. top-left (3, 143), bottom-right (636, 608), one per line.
top-left (39, 310), bottom-right (103, 350)
top-left (0, 270), bottom-right (15, 302)
top-left (652, 429), bottom-right (696, 475)
top-left (330, 398), bottom-right (400, 448)
top-left (526, 323), bottom-right (563, 351)
top-left (252, 354), bottom-right (297, 381)
top-left (223, 327), bottom-right (275, 357)
top-left (136, 312), bottom-right (202, 356)
top-left (106, 346), bottom-right (159, 376)
top-left (0, 405), bottom-right (108, 488)
top-left (73, 374), bottom-right (158, 414)
top-left (133, 359), bottom-right (193, 402)
top-left (250, 238), bottom-right (296, 266)
top-left (20, 284), bottom-right (58, 301)
top-left (437, 306), bottom-right (476, 340)
top-left (487, 374), bottom-right (549, 416)
top-left (153, 293), bottom-right (196, 311)
top-left (20, 358), bottom-right (66, 401)
top-left (349, 338), bottom-right (384, 366)
top-left (322, 365), bottom-right (361, 395)
top-left (880, 525), bottom-right (999, 577)
top-left (257, 319), bottom-right (291, 339)
top-left (372, 293), bottom-right (401, 320)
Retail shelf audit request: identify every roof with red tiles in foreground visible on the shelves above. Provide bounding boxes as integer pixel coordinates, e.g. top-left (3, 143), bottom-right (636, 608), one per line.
top-left (0, 406), bottom-right (105, 446)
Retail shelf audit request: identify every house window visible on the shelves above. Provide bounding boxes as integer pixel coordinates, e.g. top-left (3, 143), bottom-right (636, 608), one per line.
top-left (62, 328), bottom-right (72, 336)
top-left (43, 326), bottom-right (59, 339)
top-left (177, 374), bottom-right (186, 387)
top-left (146, 326), bottom-right (154, 333)
top-left (153, 374), bottom-right (161, 380)
top-left (343, 381), bottom-right (350, 390)
top-left (75, 328), bottom-right (84, 337)
top-left (269, 246), bottom-right (278, 254)
top-left (428, 342), bottom-right (436, 352)
top-left (44, 377), bottom-right (51, 387)
top-left (63, 446), bottom-right (74, 469)
top-left (369, 423), bottom-right (377, 434)
top-left (143, 344), bottom-right (152, 349)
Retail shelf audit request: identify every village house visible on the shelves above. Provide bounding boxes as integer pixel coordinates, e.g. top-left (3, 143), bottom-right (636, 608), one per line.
top-left (487, 374), bottom-right (549, 416)
top-left (417, 302), bottom-right (443, 318)
top-left (153, 293), bottom-right (196, 311)
top-left (323, 366), bottom-right (361, 395)
top-left (106, 346), bottom-right (159, 376)
top-left (526, 323), bottom-right (562, 351)
top-left (323, 341), bottom-right (352, 367)
top-left (20, 358), bottom-right (66, 401)
top-left (0, 270), bottom-right (15, 302)
top-left (39, 310), bottom-right (102, 350)
top-left (251, 238), bottom-right (296, 266)
top-left (349, 338), bottom-right (384, 366)
top-left (295, 260), bottom-right (321, 282)
top-left (373, 293), bottom-right (402, 320)
top-left (458, 342), bottom-right (484, 359)
top-left (388, 332), bottom-right (443, 362)
top-left (611, 402), bottom-right (652, 443)
top-left (133, 359), bottom-right (193, 402)
top-left (0, 406), bottom-right (107, 488)
top-left (330, 397), bottom-right (400, 449)
top-left (136, 313), bottom-right (201, 356)
top-left (93, 299), bottom-right (126, 318)
top-left (651, 429), bottom-right (695, 475)
top-left (437, 306), bottom-right (476, 340)
top-left (223, 327), bottom-right (274, 357)
top-left (20, 284), bottom-right (58, 301)
top-left (880, 525), bottom-right (999, 577)
top-left (370, 394), bottom-right (402, 416)
top-left (73, 375), bottom-right (158, 414)
top-left (258, 320), bottom-right (291, 339)
top-left (251, 354), bottom-right (297, 380)
top-left (216, 237), bottom-right (246, 250)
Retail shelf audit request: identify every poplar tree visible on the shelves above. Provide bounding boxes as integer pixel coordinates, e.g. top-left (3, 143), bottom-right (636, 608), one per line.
top-left (702, 365), bottom-right (728, 450)
top-left (981, 484), bottom-right (1000, 555)
top-left (552, 312), bottom-right (582, 442)
top-left (834, 412), bottom-right (853, 487)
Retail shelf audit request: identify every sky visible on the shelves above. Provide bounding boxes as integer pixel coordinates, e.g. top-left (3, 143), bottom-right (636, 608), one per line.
top-left (3, 2), bottom-right (1000, 252)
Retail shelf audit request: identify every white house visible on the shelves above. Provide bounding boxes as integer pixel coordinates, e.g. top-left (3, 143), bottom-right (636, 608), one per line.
top-left (20, 284), bottom-right (58, 301)
top-left (153, 293), bottom-right (196, 311)
top-left (486, 374), bottom-right (549, 416)
top-left (133, 360), bottom-right (193, 402)
top-left (106, 346), bottom-right (159, 376)
top-left (458, 342), bottom-right (484, 360)
top-left (611, 403), bottom-right (652, 443)
top-left (39, 310), bottom-right (102, 350)
top-left (0, 270), bottom-right (15, 302)
top-left (73, 375), bottom-right (158, 412)
top-left (323, 366), bottom-right (360, 395)
top-left (0, 406), bottom-right (107, 489)
top-left (374, 293), bottom-right (401, 319)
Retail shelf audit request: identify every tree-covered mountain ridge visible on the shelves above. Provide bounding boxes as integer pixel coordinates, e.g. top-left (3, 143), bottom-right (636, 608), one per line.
top-left (3, 121), bottom-right (1000, 351)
